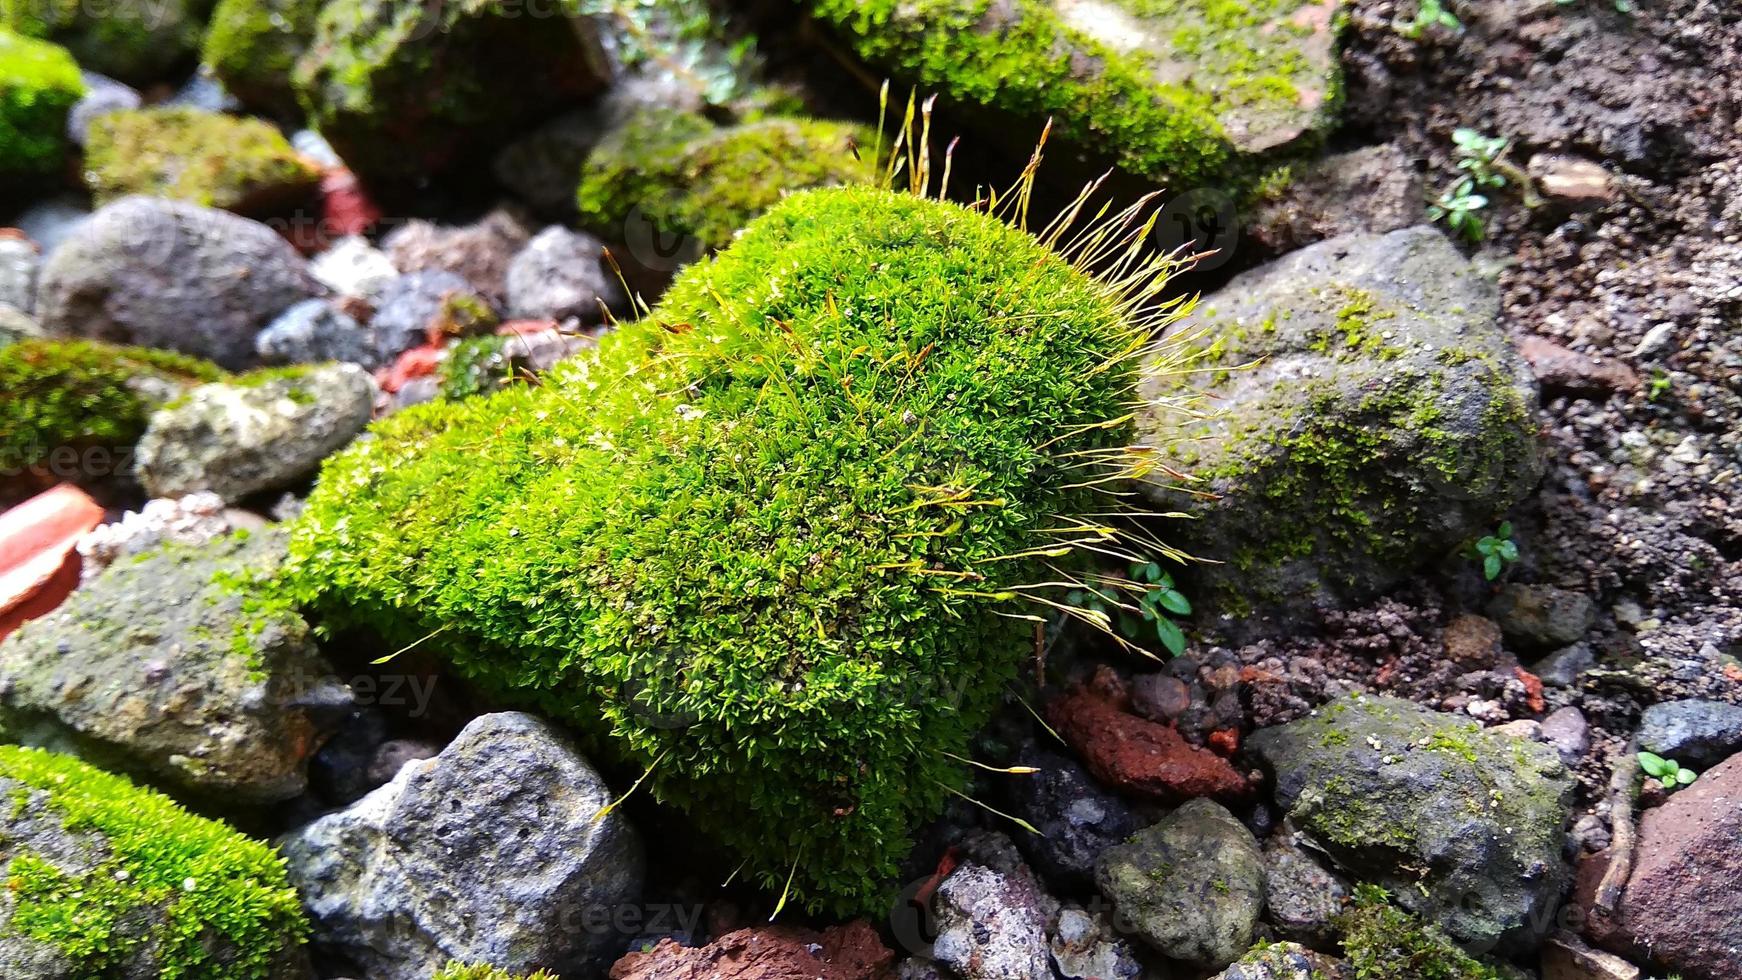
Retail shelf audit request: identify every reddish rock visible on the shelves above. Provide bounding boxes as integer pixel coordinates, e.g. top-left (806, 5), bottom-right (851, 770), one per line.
top-left (1516, 666), bottom-right (1547, 714)
top-left (323, 168), bottom-right (382, 238)
top-left (375, 344), bottom-right (444, 395)
top-left (0, 485), bottom-right (104, 641)
top-left (1046, 669), bottom-right (1250, 801)
top-left (609, 921), bottom-right (893, 980)
top-left (1519, 335), bottom-right (1640, 398)
top-left (1444, 613), bottom-right (1504, 667)
top-left (1585, 753), bottom-right (1742, 979)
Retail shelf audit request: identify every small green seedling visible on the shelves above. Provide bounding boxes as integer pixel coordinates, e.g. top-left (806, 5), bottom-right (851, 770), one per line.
top-left (1453, 129), bottom-right (1511, 189)
top-left (1647, 371), bottom-right (1672, 402)
top-left (1471, 522), bottom-right (1519, 581)
top-left (1396, 0), bottom-right (1462, 38)
top-left (1638, 751), bottom-right (1697, 790)
top-left (1429, 179), bottom-right (1489, 242)
top-left (1068, 561), bottom-right (1192, 656)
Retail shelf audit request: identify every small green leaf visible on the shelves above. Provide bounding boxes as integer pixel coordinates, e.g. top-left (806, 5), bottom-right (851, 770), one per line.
top-left (1158, 591), bottom-right (1192, 616)
top-left (1676, 768), bottom-right (1697, 786)
top-left (1154, 617), bottom-right (1187, 657)
top-left (1638, 752), bottom-right (1671, 777)
top-left (1498, 521), bottom-right (1513, 538)
top-left (1483, 554), bottom-right (1502, 580)
top-left (1498, 540), bottom-right (1519, 562)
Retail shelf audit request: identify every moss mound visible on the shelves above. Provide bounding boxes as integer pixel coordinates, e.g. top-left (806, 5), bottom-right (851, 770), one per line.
top-left (576, 111), bottom-right (876, 255)
top-left (286, 185), bottom-right (1163, 914)
top-left (1, 0), bottom-right (204, 84)
top-left (0, 28), bottom-right (81, 185)
top-left (0, 744), bottom-right (308, 978)
top-left (432, 963), bottom-right (558, 980)
top-left (83, 108), bottom-right (322, 212)
top-left (1339, 884), bottom-right (1509, 979)
top-left (201, 0), bottom-right (321, 117)
top-left (0, 338), bottom-right (225, 490)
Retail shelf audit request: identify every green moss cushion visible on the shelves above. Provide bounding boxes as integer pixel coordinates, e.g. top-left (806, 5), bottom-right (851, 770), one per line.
top-left (1, 0), bottom-right (205, 85)
top-left (286, 185), bottom-right (1160, 914)
top-left (0, 29), bottom-right (81, 184)
top-left (201, 0), bottom-right (321, 117)
top-left (432, 963), bottom-right (557, 980)
top-left (0, 745), bottom-right (308, 978)
top-left (83, 108), bottom-right (322, 212)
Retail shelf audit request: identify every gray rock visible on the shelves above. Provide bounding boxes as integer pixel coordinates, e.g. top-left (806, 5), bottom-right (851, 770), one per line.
top-left (36, 197), bottom-right (320, 369)
top-left (933, 839), bottom-right (1059, 980)
top-left (1263, 828), bottom-right (1348, 945)
top-left (1540, 706), bottom-right (1592, 766)
top-left (9, 196), bottom-right (89, 256)
top-left (1248, 694), bottom-right (1574, 954)
top-left (1487, 584), bottom-right (1597, 649)
top-left (0, 234), bottom-right (39, 313)
top-left (0, 529), bottom-right (347, 803)
top-left (1007, 746), bottom-right (1144, 890)
top-left (383, 208), bottom-right (532, 304)
top-left (279, 711), bottom-right (645, 979)
top-left (369, 270), bottom-right (494, 365)
top-left (1248, 143), bottom-right (1424, 253)
top-left (0, 305), bottom-right (41, 346)
top-left (67, 71), bottom-right (142, 146)
top-left (308, 236), bottom-right (399, 300)
top-left (256, 299), bottom-right (376, 367)
top-left (1139, 226), bottom-right (1542, 631)
top-left (1531, 643), bottom-right (1596, 687)
top-left (137, 363), bottom-right (375, 503)
top-left (1049, 906), bottom-right (1141, 980)
top-left (167, 65), bottom-right (242, 114)
top-left (1095, 799), bottom-right (1265, 970)
top-left (1638, 699), bottom-right (1742, 769)
top-left (1209, 942), bottom-right (1349, 980)
top-left (506, 226), bottom-right (624, 324)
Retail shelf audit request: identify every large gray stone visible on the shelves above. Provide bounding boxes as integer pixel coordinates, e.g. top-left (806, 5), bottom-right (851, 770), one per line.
top-left (932, 831), bottom-right (1060, 980)
top-left (35, 197), bottom-right (320, 369)
top-left (1095, 799), bottom-right (1265, 970)
top-left (0, 235), bottom-right (37, 313)
top-left (1140, 226), bottom-right (1542, 630)
top-left (0, 529), bottom-right (347, 803)
top-left (1637, 699), bottom-right (1742, 770)
top-left (1249, 694), bottom-right (1574, 954)
top-left (280, 711), bottom-right (645, 979)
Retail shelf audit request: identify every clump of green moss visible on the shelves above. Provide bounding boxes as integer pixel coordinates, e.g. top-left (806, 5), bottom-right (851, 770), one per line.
top-left (0, 28), bottom-right (82, 184)
top-left (1, 0), bottom-right (204, 85)
top-left (0, 744), bottom-right (309, 978)
top-left (1339, 884), bottom-right (1508, 979)
top-left (576, 111), bottom-right (876, 255)
top-left (201, 0), bottom-right (322, 117)
top-left (432, 963), bottom-right (558, 980)
top-left (83, 107), bottom-right (323, 212)
top-left (438, 334), bottom-right (518, 401)
top-left (0, 338), bottom-right (225, 485)
top-left (285, 184), bottom-right (1171, 915)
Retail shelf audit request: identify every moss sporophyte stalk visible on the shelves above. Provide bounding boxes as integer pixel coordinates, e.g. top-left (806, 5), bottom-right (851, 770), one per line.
top-left (282, 147), bottom-right (1207, 915)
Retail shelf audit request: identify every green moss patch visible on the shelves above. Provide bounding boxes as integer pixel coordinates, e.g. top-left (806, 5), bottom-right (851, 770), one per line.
top-left (432, 963), bottom-right (558, 980)
top-left (0, 28), bottom-right (82, 184)
top-left (0, 745), bottom-right (308, 978)
top-left (285, 184), bottom-right (1162, 915)
top-left (1, 0), bottom-right (204, 85)
top-left (201, 0), bottom-right (322, 117)
top-left (83, 108), bottom-right (322, 212)
top-left (1339, 884), bottom-right (1508, 980)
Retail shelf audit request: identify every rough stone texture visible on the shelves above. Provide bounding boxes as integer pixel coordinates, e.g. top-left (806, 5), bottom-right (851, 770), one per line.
top-left (1637, 699), bottom-right (1742, 770)
top-left (1210, 943), bottom-right (1350, 980)
top-left (1049, 906), bottom-right (1141, 980)
top-left (932, 836), bottom-right (1059, 980)
top-left (281, 712), bottom-right (645, 979)
top-left (1444, 612), bottom-right (1505, 667)
top-left (1487, 583), bottom-right (1598, 650)
top-left (1263, 828), bottom-right (1349, 945)
top-left (1095, 800), bottom-right (1265, 969)
top-left (35, 197), bottom-right (320, 369)
top-left (1539, 706), bottom-right (1591, 766)
top-left (383, 208), bottom-right (532, 304)
top-left (74, 490), bottom-right (236, 582)
top-left (506, 226), bottom-right (624, 324)
top-left (137, 363), bottom-right (375, 503)
top-left (1140, 226), bottom-right (1541, 632)
top-left (368, 270), bottom-right (495, 365)
top-left (308, 235), bottom-right (398, 300)
top-left (0, 233), bottom-right (40, 314)
top-left (1591, 754), bottom-right (1742, 980)
top-left (1249, 694), bottom-right (1574, 954)
top-left (1047, 668), bottom-right (1250, 802)
top-left (1005, 745), bottom-right (1143, 890)
top-left (1248, 143), bottom-right (1423, 253)
top-left (255, 298), bottom-right (375, 367)
top-left (1518, 335), bottom-right (1640, 399)
top-left (609, 921), bottom-right (893, 980)
top-left (0, 529), bottom-right (346, 803)
top-left (1531, 643), bottom-right (1597, 688)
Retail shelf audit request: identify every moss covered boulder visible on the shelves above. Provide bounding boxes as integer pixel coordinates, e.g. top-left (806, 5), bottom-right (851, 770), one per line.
top-left (576, 110), bottom-right (875, 263)
top-left (806, 0), bottom-right (1344, 187)
top-left (0, 338), bottom-right (223, 500)
top-left (201, 0), bottom-right (321, 117)
top-left (432, 965), bottom-right (556, 980)
top-left (1249, 694), bottom-right (1573, 954)
top-left (0, 29), bottom-right (82, 186)
top-left (1338, 884), bottom-right (1510, 979)
top-left (0, 744), bottom-right (310, 978)
top-left (292, 0), bottom-right (607, 186)
top-left (1, 0), bottom-right (206, 85)
top-left (0, 528), bottom-right (349, 803)
top-left (283, 184), bottom-right (1172, 915)
top-left (83, 107), bottom-right (321, 212)
top-left (1139, 226), bottom-right (1542, 629)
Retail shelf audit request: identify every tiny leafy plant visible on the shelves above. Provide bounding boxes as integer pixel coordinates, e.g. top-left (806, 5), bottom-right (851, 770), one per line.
top-left (1452, 128), bottom-right (1510, 190)
top-left (1429, 179), bottom-right (1490, 242)
top-left (1471, 522), bottom-right (1519, 580)
top-left (1395, 0), bottom-right (1462, 39)
top-left (1067, 561), bottom-right (1192, 657)
top-left (1638, 752), bottom-right (1697, 790)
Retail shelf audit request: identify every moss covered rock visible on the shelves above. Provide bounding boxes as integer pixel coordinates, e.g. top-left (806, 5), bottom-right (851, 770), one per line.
top-left (1138, 226), bottom-right (1542, 629)
top-left (1249, 694), bottom-right (1573, 954)
top-left (0, 338), bottom-right (223, 499)
top-left (576, 110), bottom-right (875, 261)
top-left (201, 0), bottom-right (321, 117)
top-left (284, 184), bottom-right (1169, 915)
top-left (1338, 884), bottom-right (1510, 979)
top-left (806, 0), bottom-right (1343, 187)
top-left (0, 744), bottom-right (310, 978)
top-left (432, 964), bottom-right (557, 980)
top-left (1, 0), bottom-right (205, 85)
top-left (0, 29), bottom-right (82, 186)
top-left (83, 107), bottom-right (322, 212)
top-left (292, 0), bottom-right (607, 186)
